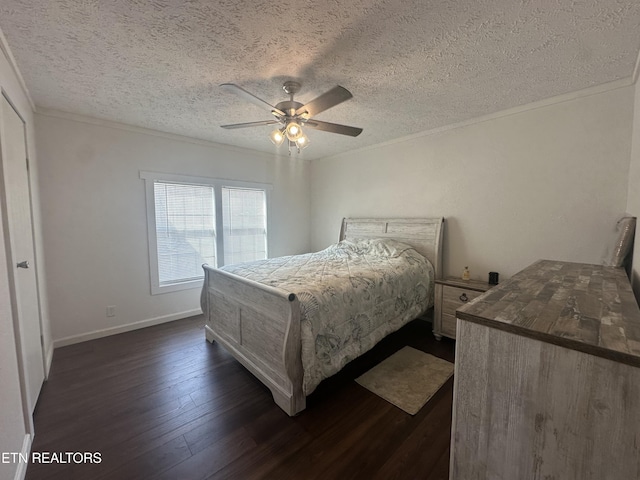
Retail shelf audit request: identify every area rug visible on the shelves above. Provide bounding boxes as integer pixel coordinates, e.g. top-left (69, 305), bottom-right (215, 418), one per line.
top-left (355, 346), bottom-right (454, 415)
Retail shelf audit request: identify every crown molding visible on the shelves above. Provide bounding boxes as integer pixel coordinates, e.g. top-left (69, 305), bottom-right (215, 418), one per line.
top-left (320, 76), bottom-right (636, 162)
top-left (35, 107), bottom-right (295, 161)
top-left (39, 73), bottom-right (635, 164)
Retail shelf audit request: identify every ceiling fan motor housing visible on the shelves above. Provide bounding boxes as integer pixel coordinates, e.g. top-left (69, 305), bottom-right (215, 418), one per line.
top-left (274, 100), bottom-right (305, 118)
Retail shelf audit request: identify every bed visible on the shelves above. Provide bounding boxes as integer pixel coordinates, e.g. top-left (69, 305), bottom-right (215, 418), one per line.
top-left (200, 217), bottom-right (444, 415)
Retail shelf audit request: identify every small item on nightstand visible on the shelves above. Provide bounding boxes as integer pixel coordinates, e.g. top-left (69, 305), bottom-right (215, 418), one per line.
top-left (488, 271), bottom-right (499, 285)
top-left (462, 266), bottom-right (470, 281)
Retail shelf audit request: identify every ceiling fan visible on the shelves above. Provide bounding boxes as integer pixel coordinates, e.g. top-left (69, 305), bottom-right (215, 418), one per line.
top-left (220, 81), bottom-right (363, 153)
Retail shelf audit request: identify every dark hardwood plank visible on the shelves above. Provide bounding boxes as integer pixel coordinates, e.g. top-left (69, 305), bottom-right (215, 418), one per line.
top-left (27, 315), bottom-right (455, 480)
top-left (371, 378), bottom-right (453, 480)
top-left (427, 444), bottom-right (452, 480)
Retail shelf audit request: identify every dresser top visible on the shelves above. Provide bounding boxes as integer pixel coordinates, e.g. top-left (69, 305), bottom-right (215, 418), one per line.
top-left (456, 259), bottom-right (640, 367)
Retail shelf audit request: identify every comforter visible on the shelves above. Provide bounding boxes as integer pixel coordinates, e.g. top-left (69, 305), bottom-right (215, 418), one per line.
top-left (220, 238), bottom-right (434, 395)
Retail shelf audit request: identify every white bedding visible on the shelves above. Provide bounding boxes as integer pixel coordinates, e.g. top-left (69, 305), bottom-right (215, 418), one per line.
top-left (220, 238), bottom-right (435, 395)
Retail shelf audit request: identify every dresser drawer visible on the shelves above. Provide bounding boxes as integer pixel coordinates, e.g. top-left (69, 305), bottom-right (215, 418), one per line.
top-left (442, 286), bottom-right (483, 317)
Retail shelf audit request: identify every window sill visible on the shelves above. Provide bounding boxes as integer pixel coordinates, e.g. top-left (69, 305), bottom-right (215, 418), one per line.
top-left (151, 279), bottom-right (203, 295)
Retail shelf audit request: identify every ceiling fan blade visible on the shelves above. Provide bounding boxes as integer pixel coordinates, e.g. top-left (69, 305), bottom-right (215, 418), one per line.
top-left (221, 120), bottom-right (281, 129)
top-left (295, 86), bottom-right (353, 117)
top-left (220, 83), bottom-right (286, 117)
top-left (304, 120), bottom-right (362, 137)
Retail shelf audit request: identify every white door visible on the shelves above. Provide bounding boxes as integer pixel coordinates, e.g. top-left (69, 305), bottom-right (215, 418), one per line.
top-left (0, 94), bottom-right (44, 414)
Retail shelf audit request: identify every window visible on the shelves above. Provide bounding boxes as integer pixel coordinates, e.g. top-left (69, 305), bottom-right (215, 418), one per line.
top-left (141, 172), bottom-right (270, 294)
top-left (222, 187), bottom-right (267, 265)
top-left (154, 182), bottom-right (216, 286)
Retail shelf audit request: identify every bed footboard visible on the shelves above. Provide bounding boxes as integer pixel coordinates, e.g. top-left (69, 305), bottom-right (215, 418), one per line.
top-left (201, 264), bottom-right (305, 416)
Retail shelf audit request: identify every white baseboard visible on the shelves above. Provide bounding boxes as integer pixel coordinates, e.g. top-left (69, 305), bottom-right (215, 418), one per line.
top-left (53, 309), bottom-right (202, 348)
top-left (13, 434), bottom-right (31, 480)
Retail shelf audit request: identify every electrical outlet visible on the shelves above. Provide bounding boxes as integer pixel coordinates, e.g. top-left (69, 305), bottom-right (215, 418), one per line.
top-left (106, 305), bottom-right (116, 317)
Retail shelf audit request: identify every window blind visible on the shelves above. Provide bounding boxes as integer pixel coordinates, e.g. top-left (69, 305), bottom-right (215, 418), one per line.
top-left (154, 182), bottom-right (216, 285)
top-left (221, 187), bottom-right (267, 265)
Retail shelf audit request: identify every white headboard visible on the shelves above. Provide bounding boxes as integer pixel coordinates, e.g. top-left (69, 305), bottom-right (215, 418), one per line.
top-left (339, 217), bottom-right (445, 279)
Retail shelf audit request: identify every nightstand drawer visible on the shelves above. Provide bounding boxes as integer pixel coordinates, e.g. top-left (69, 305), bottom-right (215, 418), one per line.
top-left (433, 277), bottom-right (493, 340)
top-left (442, 286), bottom-right (483, 317)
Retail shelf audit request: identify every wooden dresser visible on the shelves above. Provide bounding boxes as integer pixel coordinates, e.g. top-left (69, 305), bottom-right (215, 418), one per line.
top-left (450, 260), bottom-right (640, 480)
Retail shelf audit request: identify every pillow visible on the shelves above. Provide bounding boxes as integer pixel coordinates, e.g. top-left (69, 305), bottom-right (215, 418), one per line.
top-left (342, 238), bottom-right (415, 258)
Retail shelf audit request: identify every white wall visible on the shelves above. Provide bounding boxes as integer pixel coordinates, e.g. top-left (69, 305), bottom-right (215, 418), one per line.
top-left (35, 113), bottom-right (311, 344)
top-left (311, 85), bottom-right (634, 282)
top-left (627, 76), bottom-right (640, 300)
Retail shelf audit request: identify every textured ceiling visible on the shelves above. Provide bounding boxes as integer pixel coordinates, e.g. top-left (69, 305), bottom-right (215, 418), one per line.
top-left (1, 0), bottom-right (639, 160)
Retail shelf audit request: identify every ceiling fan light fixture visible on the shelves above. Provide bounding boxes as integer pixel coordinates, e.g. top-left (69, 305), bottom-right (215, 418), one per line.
top-left (285, 121), bottom-right (303, 141)
top-left (269, 128), bottom-right (285, 146)
top-left (296, 133), bottom-right (310, 150)
top-left (269, 128), bottom-right (284, 147)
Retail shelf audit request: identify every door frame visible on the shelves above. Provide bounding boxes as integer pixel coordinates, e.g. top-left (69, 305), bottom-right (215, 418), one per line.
top-left (0, 89), bottom-right (45, 434)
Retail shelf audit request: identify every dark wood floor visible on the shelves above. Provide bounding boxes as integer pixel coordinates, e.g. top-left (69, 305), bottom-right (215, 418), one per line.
top-left (27, 315), bottom-right (455, 480)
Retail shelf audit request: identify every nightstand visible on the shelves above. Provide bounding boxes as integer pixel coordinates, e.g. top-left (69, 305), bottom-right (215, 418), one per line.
top-left (433, 277), bottom-right (492, 340)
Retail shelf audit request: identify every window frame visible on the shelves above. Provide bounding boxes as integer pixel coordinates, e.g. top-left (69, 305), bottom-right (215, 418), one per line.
top-left (140, 171), bottom-right (272, 295)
